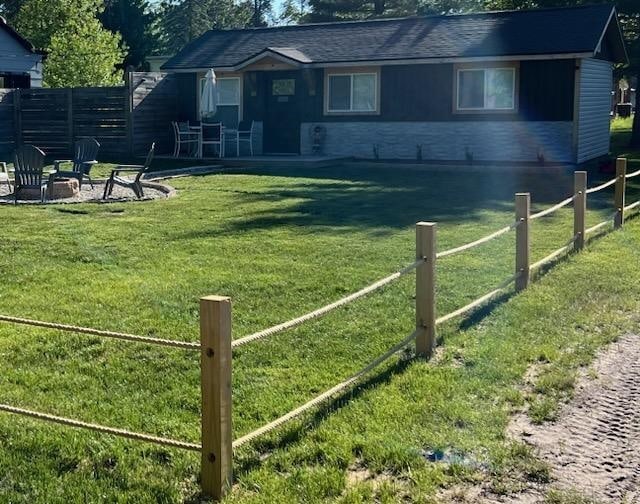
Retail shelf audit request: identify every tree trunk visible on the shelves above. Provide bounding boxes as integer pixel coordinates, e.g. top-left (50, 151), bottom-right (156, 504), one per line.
top-left (631, 72), bottom-right (640, 148)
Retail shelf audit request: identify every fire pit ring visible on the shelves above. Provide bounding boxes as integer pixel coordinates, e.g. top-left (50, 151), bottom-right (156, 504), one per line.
top-left (19, 178), bottom-right (80, 200)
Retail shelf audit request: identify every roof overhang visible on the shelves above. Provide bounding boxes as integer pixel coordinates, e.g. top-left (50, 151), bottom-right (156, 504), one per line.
top-left (594, 7), bottom-right (628, 64)
top-left (162, 51), bottom-right (596, 73)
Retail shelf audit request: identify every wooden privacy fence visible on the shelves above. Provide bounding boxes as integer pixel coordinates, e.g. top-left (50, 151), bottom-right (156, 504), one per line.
top-left (0, 158), bottom-right (639, 500)
top-left (0, 73), bottom-right (180, 158)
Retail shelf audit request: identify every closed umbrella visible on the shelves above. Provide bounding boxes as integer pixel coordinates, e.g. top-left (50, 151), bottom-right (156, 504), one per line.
top-left (200, 68), bottom-right (217, 119)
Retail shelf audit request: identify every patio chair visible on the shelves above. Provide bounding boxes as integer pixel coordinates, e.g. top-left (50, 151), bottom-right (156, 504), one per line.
top-left (103, 143), bottom-right (155, 200)
top-left (13, 145), bottom-right (48, 204)
top-left (236, 120), bottom-right (254, 156)
top-left (172, 121), bottom-right (199, 157)
top-left (0, 162), bottom-right (11, 193)
top-left (200, 122), bottom-right (224, 158)
top-left (51, 138), bottom-right (100, 190)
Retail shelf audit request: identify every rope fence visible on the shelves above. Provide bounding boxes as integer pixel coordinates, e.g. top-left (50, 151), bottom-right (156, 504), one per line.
top-left (586, 218), bottom-right (614, 236)
top-left (624, 200), bottom-right (640, 213)
top-left (0, 314), bottom-right (199, 350)
top-left (233, 329), bottom-right (419, 449)
top-left (530, 236), bottom-right (578, 272)
top-left (586, 177), bottom-right (616, 194)
top-left (232, 258), bottom-right (423, 348)
top-left (436, 221), bottom-right (518, 259)
top-left (530, 195), bottom-right (575, 220)
top-left (626, 168), bottom-right (640, 179)
top-left (0, 403), bottom-right (201, 451)
top-left (1, 157), bottom-right (638, 500)
top-left (436, 274), bottom-right (517, 326)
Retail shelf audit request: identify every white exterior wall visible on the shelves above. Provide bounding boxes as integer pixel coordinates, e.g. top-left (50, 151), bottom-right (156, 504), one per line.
top-left (301, 121), bottom-right (574, 163)
top-left (0, 27), bottom-right (42, 87)
top-left (576, 58), bottom-right (612, 163)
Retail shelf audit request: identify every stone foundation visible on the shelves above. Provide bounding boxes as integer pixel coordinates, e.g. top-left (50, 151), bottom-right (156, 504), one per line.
top-left (300, 121), bottom-right (575, 163)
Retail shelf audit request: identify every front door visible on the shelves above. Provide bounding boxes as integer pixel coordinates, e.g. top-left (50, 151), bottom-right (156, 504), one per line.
top-left (263, 71), bottom-right (300, 154)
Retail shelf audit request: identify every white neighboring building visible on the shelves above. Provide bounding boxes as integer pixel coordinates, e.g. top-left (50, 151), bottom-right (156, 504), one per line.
top-left (0, 17), bottom-right (42, 88)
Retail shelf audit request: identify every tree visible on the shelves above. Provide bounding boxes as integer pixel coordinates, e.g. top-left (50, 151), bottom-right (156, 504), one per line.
top-left (0, 0), bottom-right (26, 21)
top-left (15, 0), bottom-right (125, 86)
top-left (279, 0), bottom-right (308, 24)
top-left (100, 0), bottom-right (158, 69)
top-left (44, 17), bottom-right (125, 86)
top-left (155, 0), bottom-right (257, 55)
top-left (13, 0), bottom-right (69, 50)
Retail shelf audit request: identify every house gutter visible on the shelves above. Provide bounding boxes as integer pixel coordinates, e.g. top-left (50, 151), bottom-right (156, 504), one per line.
top-left (162, 51), bottom-right (596, 73)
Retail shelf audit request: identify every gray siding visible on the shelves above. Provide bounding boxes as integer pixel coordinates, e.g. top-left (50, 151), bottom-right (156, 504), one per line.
top-left (301, 121), bottom-right (574, 162)
top-left (0, 28), bottom-right (41, 87)
top-left (577, 58), bottom-right (612, 163)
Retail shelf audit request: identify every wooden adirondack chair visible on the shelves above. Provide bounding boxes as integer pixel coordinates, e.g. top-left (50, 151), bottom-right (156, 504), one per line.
top-left (103, 144), bottom-right (155, 200)
top-left (51, 138), bottom-right (100, 189)
top-left (13, 145), bottom-right (47, 204)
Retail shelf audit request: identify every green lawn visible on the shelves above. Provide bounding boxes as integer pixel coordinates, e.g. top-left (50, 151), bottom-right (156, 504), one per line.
top-left (1, 143), bottom-right (640, 502)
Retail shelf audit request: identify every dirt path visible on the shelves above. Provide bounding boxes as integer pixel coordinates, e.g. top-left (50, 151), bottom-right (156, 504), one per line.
top-left (509, 333), bottom-right (640, 503)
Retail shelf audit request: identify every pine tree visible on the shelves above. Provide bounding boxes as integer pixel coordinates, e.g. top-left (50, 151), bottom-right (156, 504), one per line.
top-left (100, 0), bottom-right (157, 69)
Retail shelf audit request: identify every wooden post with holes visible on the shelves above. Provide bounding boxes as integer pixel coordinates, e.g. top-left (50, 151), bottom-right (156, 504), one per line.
top-left (574, 171), bottom-right (587, 251)
top-left (515, 193), bottom-right (530, 291)
top-left (415, 222), bottom-right (436, 358)
top-left (614, 158), bottom-right (627, 228)
top-left (200, 295), bottom-right (233, 501)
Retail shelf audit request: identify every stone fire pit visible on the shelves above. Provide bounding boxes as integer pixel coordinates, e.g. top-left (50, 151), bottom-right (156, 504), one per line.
top-left (1, 177), bottom-right (174, 204)
top-left (50, 178), bottom-right (80, 199)
top-left (20, 178), bottom-right (79, 200)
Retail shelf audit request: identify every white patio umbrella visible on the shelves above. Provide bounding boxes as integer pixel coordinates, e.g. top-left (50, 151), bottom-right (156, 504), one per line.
top-left (200, 68), bottom-right (218, 119)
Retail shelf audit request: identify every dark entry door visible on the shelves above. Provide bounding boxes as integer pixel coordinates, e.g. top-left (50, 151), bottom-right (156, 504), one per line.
top-left (263, 71), bottom-right (300, 154)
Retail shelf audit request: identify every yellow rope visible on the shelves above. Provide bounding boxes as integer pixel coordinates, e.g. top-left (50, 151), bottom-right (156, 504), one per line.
top-left (232, 330), bottom-right (419, 449)
top-left (0, 315), bottom-right (199, 350)
top-left (232, 260), bottom-right (422, 348)
top-left (435, 274), bottom-right (517, 325)
top-left (586, 177), bottom-right (617, 194)
top-left (436, 221), bottom-right (518, 259)
top-left (0, 403), bottom-right (201, 451)
top-left (530, 195), bottom-right (575, 220)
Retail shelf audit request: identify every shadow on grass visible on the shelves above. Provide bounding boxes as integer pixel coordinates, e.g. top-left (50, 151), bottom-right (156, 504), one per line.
top-left (177, 163), bottom-right (583, 239)
top-left (231, 352), bottom-right (415, 478)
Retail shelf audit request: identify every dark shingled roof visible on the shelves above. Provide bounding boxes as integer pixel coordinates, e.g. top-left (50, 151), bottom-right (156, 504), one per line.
top-left (162, 4), bottom-right (626, 70)
top-left (0, 16), bottom-right (38, 53)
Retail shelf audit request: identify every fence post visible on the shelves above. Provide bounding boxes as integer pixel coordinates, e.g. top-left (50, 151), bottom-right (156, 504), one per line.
top-left (415, 222), bottom-right (436, 358)
top-left (200, 295), bottom-right (233, 501)
top-left (574, 171), bottom-right (587, 251)
top-left (124, 71), bottom-right (134, 157)
top-left (614, 158), bottom-right (627, 228)
top-left (515, 193), bottom-right (530, 291)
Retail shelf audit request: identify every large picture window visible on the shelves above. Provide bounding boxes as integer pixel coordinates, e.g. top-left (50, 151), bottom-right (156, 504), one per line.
top-left (327, 73), bottom-right (377, 113)
top-left (456, 67), bottom-right (516, 111)
top-left (200, 76), bottom-right (240, 105)
top-left (199, 76), bottom-right (241, 127)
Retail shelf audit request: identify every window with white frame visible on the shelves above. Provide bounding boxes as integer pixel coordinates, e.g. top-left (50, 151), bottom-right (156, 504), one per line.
top-left (199, 76), bottom-right (241, 126)
top-left (327, 73), bottom-right (377, 113)
top-left (199, 76), bottom-right (240, 105)
top-left (456, 67), bottom-right (516, 111)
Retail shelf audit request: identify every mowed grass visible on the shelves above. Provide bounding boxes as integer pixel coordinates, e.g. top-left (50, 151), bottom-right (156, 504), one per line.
top-left (1, 155), bottom-right (640, 502)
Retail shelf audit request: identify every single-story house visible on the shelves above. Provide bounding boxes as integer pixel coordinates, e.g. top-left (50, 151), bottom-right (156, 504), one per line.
top-left (0, 17), bottom-right (42, 88)
top-left (161, 4), bottom-right (627, 164)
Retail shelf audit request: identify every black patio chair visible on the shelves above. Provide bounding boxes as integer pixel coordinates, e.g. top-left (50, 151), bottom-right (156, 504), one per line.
top-left (13, 145), bottom-right (48, 204)
top-left (51, 138), bottom-right (100, 190)
top-left (103, 143), bottom-right (155, 200)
